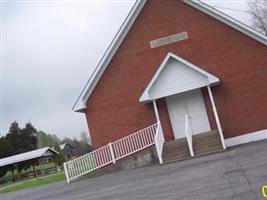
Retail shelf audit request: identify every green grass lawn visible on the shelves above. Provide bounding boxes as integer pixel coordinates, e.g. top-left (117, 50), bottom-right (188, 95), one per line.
top-left (0, 172), bottom-right (66, 194)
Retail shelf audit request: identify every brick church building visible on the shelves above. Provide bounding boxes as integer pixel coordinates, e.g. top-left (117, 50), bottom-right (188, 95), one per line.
top-left (73, 0), bottom-right (266, 154)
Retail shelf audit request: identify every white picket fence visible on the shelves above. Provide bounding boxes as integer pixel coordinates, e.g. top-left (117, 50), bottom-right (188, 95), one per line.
top-left (64, 123), bottom-right (158, 183)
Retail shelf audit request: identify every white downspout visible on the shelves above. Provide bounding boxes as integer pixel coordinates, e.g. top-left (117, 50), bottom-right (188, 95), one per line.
top-left (207, 86), bottom-right (226, 149)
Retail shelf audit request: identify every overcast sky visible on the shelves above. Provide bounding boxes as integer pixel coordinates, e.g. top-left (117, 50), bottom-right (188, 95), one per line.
top-left (1, 0), bottom-right (253, 140)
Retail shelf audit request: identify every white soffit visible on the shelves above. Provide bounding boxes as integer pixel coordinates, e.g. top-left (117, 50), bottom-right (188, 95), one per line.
top-left (139, 52), bottom-right (220, 103)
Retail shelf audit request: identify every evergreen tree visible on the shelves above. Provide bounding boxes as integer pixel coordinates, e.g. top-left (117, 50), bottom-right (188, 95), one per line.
top-left (21, 122), bottom-right (37, 151)
top-left (5, 121), bottom-right (38, 173)
top-left (0, 137), bottom-right (8, 177)
top-left (5, 121), bottom-right (22, 155)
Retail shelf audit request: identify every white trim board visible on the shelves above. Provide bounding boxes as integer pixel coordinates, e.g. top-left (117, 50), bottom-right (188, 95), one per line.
top-left (225, 129), bottom-right (267, 147)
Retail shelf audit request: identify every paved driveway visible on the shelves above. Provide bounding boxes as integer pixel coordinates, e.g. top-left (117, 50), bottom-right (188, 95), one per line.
top-left (1, 140), bottom-right (266, 200)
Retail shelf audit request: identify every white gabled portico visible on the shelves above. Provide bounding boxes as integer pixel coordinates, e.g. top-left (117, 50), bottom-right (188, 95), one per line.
top-left (140, 52), bottom-right (226, 151)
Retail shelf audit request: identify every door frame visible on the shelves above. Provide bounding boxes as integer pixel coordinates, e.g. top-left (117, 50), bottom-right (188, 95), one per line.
top-left (166, 89), bottom-right (211, 139)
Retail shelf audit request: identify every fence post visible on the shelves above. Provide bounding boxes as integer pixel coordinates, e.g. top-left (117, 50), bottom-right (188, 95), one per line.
top-left (63, 162), bottom-right (70, 183)
top-left (108, 143), bottom-right (116, 163)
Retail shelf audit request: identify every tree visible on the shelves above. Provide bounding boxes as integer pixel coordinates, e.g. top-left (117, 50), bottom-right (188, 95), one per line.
top-left (54, 143), bottom-right (65, 166)
top-left (0, 136), bottom-right (16, 177)
top-left (5, 121), bottom-right (38, 173)
top-left (247, 0), bottom-right (267, 35)
top-left (0, 136), bottom-right (13, 158)
top-left (20, 122), bottom-right (37, 152)
top-left (37, 131), bottom-right (61, 148)
top-left (80, 132), bottom-right (92, 154)
top-left (0, 137), bottom-right (6, 159)
top-left (5, 121), bottom-right (22, 155)
top-left (6, 122), bottom-right (37, 155)
top-left (0, 137), bottom-right (8, 178)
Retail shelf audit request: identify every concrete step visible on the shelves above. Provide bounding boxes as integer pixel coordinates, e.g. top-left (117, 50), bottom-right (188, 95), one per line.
top-left (163, 142), bottom-right (187, 153)
top-left (194, 141), bottom-right (222, 150)
top-left (164, 151), bottom-right (190, 160)
top-left (163, 139), bottom-right (190, 163)
top-left (193, 130), bottom-right (222, 153)
top-left (162, 130), bottom-right (223, 164)
top-left (195, 141), bottom-right (223, 151)
top-left (192, 129), bottom-right (219, 138)
top-left (163, 152), bottom-right (190, 162)
top-left (194, 136), bottom-right (221, 143)
top-left (194, 147), bottom-right (224, 157)
top-left (163, 155), bottom-right (191, 164)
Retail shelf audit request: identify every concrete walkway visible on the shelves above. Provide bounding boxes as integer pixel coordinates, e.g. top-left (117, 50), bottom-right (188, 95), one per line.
top-left (1, 140), bottom-right (266, 200)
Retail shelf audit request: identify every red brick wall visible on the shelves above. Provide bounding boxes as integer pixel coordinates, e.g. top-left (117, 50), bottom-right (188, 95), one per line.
top-left (85, 0), bottom-right (267, 149)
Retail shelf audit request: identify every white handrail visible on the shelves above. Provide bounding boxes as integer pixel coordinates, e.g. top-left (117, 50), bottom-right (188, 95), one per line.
top-left (64, 123), bottom-right (158, 183)
top-left (154, 122), bottom-right (165, 164)
top-left (185, 115), bottom-right (194, 157)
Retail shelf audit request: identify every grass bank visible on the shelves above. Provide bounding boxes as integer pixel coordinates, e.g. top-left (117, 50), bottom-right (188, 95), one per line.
top-left (0, 172), bottom-right (66, 194)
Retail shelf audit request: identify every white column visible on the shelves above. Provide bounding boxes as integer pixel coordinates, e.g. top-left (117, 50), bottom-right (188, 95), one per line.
top-left (207, 86), bottom-right (226, 149)
top-left (153, 100), bottom-right (165, 164)
top-left (153, 100), bottom-right (160, 123)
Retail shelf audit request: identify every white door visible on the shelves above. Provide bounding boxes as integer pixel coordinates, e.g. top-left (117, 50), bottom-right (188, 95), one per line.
top-left (166, 89), bottom-right (211, 139)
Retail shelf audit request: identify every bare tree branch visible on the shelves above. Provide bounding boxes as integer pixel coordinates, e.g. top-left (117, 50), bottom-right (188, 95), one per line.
top-left (247, 0), bottom-right (267, 35)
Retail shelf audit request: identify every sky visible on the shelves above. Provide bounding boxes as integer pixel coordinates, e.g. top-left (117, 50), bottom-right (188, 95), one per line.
top-left (1, 0), bottom-right (253, 140)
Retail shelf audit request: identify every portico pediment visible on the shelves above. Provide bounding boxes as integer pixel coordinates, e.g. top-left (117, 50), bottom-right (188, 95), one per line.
top-left (139, 53), bottom-right (220, 102)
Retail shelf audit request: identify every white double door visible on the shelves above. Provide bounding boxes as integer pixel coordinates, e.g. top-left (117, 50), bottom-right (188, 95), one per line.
top-left (166, 89), bottom-right (211, 139)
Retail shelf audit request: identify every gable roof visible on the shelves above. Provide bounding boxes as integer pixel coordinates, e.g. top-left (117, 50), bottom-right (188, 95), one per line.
top-left (139, 52), bottom-right (220, 102)
top-left (72, 0), bottom-right (146, 112)
top-left (73, 0), bottom-right (267, 112)
top-left (60, 143), bottom-right (74, 150)
top-left (60, 143), bottom-right (67, 150)
top-left (0, 147), bottom-right (58, 167)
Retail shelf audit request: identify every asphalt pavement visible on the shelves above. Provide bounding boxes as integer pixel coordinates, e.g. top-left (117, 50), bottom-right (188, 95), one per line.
top-left (1, 140), bottom-right (266, 200)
